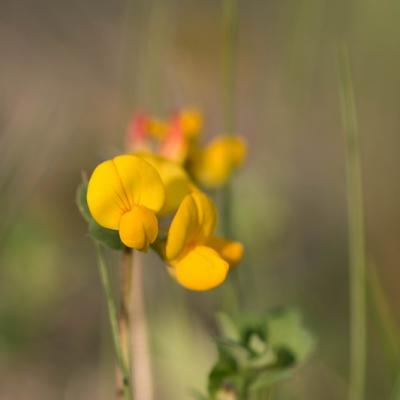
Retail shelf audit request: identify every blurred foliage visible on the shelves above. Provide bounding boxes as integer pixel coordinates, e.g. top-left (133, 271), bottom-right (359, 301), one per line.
top-left (0, 213), bottom-right (59, 352)
top-left (206, 309), bottom-right (314, 399)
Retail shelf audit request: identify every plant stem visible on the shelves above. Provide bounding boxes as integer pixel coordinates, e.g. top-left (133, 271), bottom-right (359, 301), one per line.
top-left (117, 249), bottom-right (134, 398)
top-left (94, 242), bottom-right (133, 400)
top-left (338, 46), bottom-right (367, 400)
top-left (131, 251), bottom-right (154, 400)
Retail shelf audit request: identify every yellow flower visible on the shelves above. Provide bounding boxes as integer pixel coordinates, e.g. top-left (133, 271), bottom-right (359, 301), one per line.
top-left (165, 191), bottom-right (243, 291)
top-left (205, 236), bottom-right (243, 268)
top-left (87, 154), bottom-right (165, 250)
top-left (191, 136), bottom-right (246, 188)
top-left (179, 108), bottom-right (203, 138)
top-left (139, 154), bottom-right (192, 215)
top-left (148, 118), bottom-right (169, 139)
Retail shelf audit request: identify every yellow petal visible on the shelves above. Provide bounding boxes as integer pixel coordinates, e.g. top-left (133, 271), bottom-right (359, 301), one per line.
top-left (172, 245), bottom-right (229, 291)
top-left (119, 205), bottom-right (158, 250)
top-left (113, 155), bottom-right (165, 213)
top-left (207, 236), bottom-right (244, 268)
top-left (165, 191), bottom-right (216, 260)
top-left (140, 154), bottom-right (192, 215)
top-left (179, 108), bottom-right (203, 138)
top-left (148, 118), bottom-right (169, 139)
top-left (87, 160), bottom-right (130, 229)
top-left (192, 136), bottom-right (246, 187)
top-left (191, 190), bottom-right (216, 236)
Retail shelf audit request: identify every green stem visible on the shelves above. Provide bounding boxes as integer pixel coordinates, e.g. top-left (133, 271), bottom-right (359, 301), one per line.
top-left (94, 242), bottom-right (133, 400)
top-left (119, 249), bottom-right (134, 393)
top-left (338, 46), bottom-right (367, 400)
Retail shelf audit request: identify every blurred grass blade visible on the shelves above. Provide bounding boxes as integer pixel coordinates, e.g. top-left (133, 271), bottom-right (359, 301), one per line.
top-left (392, 373), bottom-right (400, 400)
top-left (338, 46), bottom-right (366, 400)
top-left (220, 0), bottom-right (241, 313)
top-left (223, 0), bottom-right (238, 134)
top-left (221, 0), bottom-right (239, 239)
top-left (368, 262), bottom-right (400, 375)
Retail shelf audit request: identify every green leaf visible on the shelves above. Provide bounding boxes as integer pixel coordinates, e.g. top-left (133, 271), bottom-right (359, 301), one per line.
top-left (208, 348), bottom-right (238, 396)
top-left (245, 347), bottom-right (276, 369)
top-left (216, 312), bottom-right (240, 342)
top-left (248, 333), bottom-right (267, 355)
top-left (208, 308), bottom-right (315, 396)
top-left (76, 181), bottom-right (125, 251)
top-left (239, 318), bottom-right (266, 348)
top-left (266, 308), bottom-right (315, 364)
top-left (248, 368), bottom-right (293, 393)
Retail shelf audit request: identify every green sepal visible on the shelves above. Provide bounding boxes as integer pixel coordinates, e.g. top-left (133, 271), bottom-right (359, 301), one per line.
top-left (76, 181), bottom-right (126, 251)
top-left (88, 219), bottom-right (125, 250)
top-left (76, 181), bottom-right (91, 223)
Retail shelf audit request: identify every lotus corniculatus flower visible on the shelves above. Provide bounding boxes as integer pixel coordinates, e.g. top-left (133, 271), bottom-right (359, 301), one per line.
top-left (87, 154), bottom-right (165, 250)
top-left (165, 191), bottom-right (243, 290)
top-left (189, 135), bottom-right (246, 188)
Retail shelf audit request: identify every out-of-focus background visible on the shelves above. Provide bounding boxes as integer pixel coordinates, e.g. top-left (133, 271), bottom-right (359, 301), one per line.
top-left (1, 0), bottom-right (400, 399)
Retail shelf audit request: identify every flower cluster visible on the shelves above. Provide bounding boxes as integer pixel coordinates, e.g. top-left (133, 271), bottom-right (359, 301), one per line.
top-left (126, 108), bottom-right (246, 188)
top-left (84, 109), bottom-right (246, 291)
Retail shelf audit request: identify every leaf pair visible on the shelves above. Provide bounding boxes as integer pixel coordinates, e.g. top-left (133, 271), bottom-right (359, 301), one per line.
top-left (207, 308), bottom-right (315, 399)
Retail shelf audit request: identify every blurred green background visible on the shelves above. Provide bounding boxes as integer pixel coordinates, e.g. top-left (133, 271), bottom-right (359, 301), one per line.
top-left (1, 0), bottom-right (400, 398)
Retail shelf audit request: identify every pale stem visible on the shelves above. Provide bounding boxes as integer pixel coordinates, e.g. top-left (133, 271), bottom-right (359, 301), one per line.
top-left (116, 249), bottom-right (134, 399)
top-left (130, 251), bottom-right (154, 400)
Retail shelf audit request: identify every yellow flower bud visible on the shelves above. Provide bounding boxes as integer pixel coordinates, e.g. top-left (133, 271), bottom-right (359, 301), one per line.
top-left (179, 108), bottom-right (203, 138)
top-left (191, 136), bottom-right (246, 188)
top-left (148, 118), bottom-right (169, 139)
